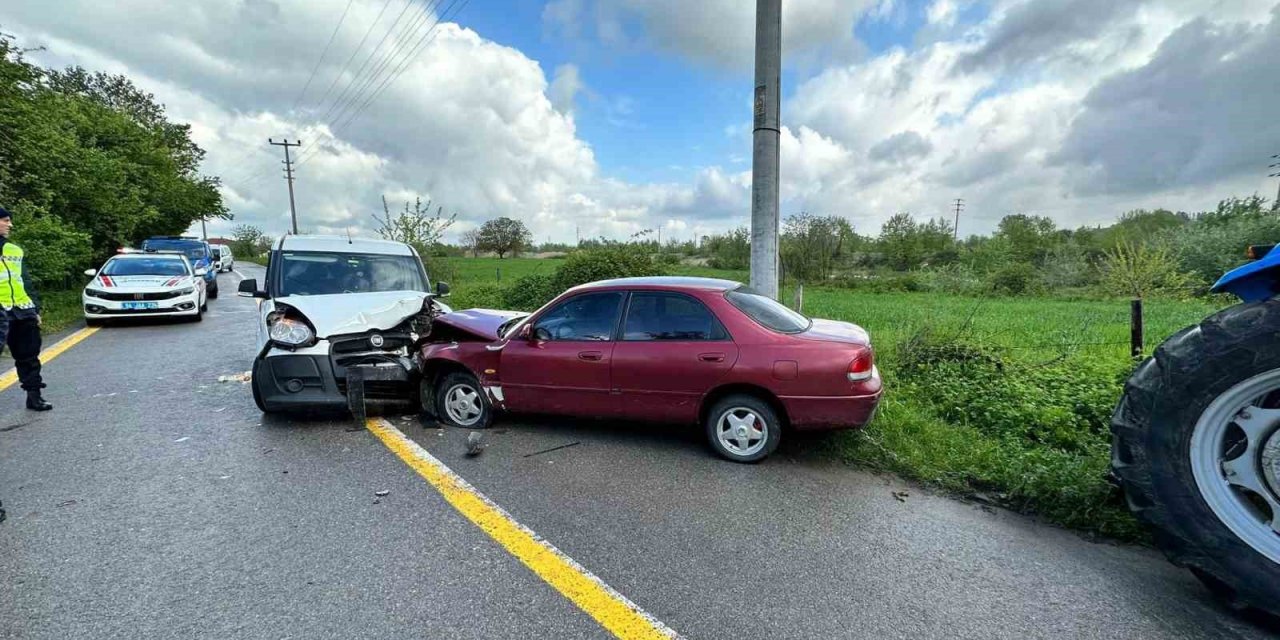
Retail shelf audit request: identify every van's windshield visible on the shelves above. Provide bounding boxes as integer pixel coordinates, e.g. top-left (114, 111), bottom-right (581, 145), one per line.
top-left (277, 252), bottom-right (427, 296)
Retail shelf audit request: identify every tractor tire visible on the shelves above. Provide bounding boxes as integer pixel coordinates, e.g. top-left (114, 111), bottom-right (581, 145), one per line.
top-left (1112, 298), bottom-right (1280, 618)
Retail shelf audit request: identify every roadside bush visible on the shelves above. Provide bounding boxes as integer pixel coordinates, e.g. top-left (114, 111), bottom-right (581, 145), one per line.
top-left (550, 245), bottom-right (664, 292)
top-left (10, 210), bottom-right (93, 287)
top-left (502, 273), bottom-right (558, 311)
top-left (449, 283), bottom-right (505, 310)
top-left (985, 262), bottom-right (1041, 295)
top-left (914, 264), bottom-right (985, 295)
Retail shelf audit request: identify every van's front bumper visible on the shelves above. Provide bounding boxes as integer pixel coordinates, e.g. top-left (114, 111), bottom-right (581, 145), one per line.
top-left (254, 338), bottom-right (417, 412)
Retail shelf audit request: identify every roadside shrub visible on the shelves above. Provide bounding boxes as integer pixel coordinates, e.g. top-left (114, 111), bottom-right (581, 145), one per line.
top-left (9, 211), bottom-right (93, 287)
top-left (985, 262), bottom-right (1040, 295)
top-left (448, 283), bottom-right (505, 310)
top-left (502, 273), bottom-right (558, 311)
top-left (550, 245), bottom-right (664, 292)
top-left (914, 264), bottom-right (985, 295)
top-left (1096, 240), bottom-right (1192, 299)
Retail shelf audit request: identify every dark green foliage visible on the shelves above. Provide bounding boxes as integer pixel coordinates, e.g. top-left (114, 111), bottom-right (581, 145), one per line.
top-left (986, 262), bottom-right (1041, 295)
top-left (550, 244), bottom-right (662, 292)
top-left (502, 273), bottom-right (558, 311)
top-left (10, 213), bottom-right (92, 286)
top-left (0, 35), bottom-right (225, 267)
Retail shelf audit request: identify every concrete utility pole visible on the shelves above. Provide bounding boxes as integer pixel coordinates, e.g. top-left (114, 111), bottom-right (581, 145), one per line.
top-left (270, 138), bottom-right (302, 234)
top-left (751, 0), bottom-right (781, 299)
top-left (952, 198), bottom-right (964, 239)
top-left (200, 216), bottom-right (207, 241)
top-left (1270, 154), bottom-right (1280, 211)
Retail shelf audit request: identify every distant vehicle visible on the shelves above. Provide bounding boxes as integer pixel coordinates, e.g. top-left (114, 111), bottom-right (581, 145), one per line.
top-left (238, 235), bottom-right (451, 419)
top-left (82, 252), bottom-right (207, 325)
top-left (211, 244), bottom-right (234, 273)
top-left (140, 236), bottom-right (219, 298)
top-left (417, 277), bottom-right (883, 462)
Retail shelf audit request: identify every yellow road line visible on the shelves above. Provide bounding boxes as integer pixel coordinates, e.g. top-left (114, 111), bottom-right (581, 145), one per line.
top-left (0, 326), bottom-right (100, 392)
top-left (365, 418), bottom-right (680, 640)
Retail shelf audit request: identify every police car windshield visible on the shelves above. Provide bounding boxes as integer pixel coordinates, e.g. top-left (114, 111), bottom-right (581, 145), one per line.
top-left (142, 240), bottom-right (206, 260)
top-left (278, 252), bottom-right (426, 297)
top-left (103, 258), bottom-right (188, 276)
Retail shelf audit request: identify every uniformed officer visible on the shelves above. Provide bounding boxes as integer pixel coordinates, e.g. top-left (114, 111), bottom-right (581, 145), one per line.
top-left (0, 206), bottom-right (52, 412)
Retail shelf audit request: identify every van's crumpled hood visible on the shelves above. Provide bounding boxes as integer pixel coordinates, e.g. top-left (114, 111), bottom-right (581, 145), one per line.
top-left (277, 291), bottom-right (430, 338)
top-left (434, 308), bottom-right (528, 341)
top-left (799, 318), bottom-right (871, 346)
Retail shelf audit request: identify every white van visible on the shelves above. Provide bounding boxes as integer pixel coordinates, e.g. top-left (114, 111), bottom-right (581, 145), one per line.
top-left (211, 244), bottom-right (235, 272)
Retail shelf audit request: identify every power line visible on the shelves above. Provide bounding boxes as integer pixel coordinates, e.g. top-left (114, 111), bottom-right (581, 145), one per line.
top-left (321, 0), bottom-right (445, 132)
top-left (310, 0), bottom-right (399, 116)
top-left (1270, 154), bottom-right (1279, 211)
top-left (293, 0), bottom-right (467, 170)
top-left (319, 0), bottom-right (422, 124)
top-left (292, 0), bottom-right (359, 112)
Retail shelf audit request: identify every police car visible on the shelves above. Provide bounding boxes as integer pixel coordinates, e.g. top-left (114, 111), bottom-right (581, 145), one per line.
top-left (82, 251), bottom-right (208, 325)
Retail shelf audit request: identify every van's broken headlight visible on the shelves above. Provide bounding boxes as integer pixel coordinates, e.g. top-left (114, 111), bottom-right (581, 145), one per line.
top-left (268, 315), bottom-right (316, 347)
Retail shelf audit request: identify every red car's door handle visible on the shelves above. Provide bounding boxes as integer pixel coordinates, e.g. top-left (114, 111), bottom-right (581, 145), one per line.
top-left (578, 351), bottom-right (604, 361)
top-left (698, 353), bottom-right (726, 363)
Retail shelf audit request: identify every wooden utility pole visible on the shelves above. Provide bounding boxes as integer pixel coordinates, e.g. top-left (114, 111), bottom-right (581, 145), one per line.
top-left (953, 198), bottom-right (964, 239)
top-left (270, 138), bottom-right (302, 234)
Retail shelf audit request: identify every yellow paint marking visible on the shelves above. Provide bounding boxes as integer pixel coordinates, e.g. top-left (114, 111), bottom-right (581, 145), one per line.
top-left (0, 326), bottom-right (100, 392)
top-left (365, 418), bottom-right (680, 640)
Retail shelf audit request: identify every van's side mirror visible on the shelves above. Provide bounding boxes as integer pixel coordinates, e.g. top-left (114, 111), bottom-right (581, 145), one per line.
top-left (517, 324), bottom-right (532, 341)
top-left (238, 278), bottom-right (265, 298)
top-left (435, 281), bottom-right (450, 297)
top-left (84, 268), bottom-right (97, 277)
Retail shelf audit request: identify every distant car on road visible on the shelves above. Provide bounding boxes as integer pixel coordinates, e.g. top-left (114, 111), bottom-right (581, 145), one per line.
top-left (211, 244), bottom-right (234, 273)
top-left (238, 235), bottom-right (451, 417)
top-left (418, 277), bottom-right (883, 462)
top-left (82, 252), bottom-right (208, 325)
top-left (140, 236), bottom-right (219, 298)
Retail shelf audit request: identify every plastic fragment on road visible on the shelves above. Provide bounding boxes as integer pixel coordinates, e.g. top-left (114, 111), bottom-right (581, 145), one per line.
top-left (375, 490), bottom-right (390, 497)
top-left (217, 371), bottom-right (253, 383)
top-left (465, 431), bottom-right (484, 457)
top-left (174, 437), bottom-right (190, 443)
top-left (892, 490), bottom-right (909, 502)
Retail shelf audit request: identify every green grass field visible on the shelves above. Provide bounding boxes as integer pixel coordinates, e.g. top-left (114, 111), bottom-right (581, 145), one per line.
top-left (439, 256), bottom-right (1227, 539)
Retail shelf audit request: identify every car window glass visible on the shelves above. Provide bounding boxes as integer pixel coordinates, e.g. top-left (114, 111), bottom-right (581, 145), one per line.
top-left (534, 292), bottom-right (623, 341)
top-left (624, 292), bottom-right (726, 341)
top-left (725, 286), bottom-right (811, 333)
top-left (277, 252), bottom-right (426, 296)
top-left (101, 258), bottom-right (188, 276)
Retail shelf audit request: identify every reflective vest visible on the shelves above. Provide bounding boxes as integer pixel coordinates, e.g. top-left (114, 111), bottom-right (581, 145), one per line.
top-left (0, 242), bottom-right (36, 310)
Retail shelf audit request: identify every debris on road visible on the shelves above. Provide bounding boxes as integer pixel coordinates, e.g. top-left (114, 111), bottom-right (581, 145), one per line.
top-left (217, 371), bottom-right (253, 383)
top-left (892, 490), bottom-right (910, 502)
top-left (522, 442), bottom-right (580, 458)
top-left (465, 431), bottom-right (485, 457)
top-left (174, 437), bottom-right (190, 443)
top-left (56, 499), bottom-right (78, 508)
top-left (0, 422), bottom-right (26, 433)
top-left (375, 490), bottom-right (390, 497)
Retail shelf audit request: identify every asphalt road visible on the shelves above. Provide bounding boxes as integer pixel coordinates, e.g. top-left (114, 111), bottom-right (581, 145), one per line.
top-left (0, 263), bottom-right (1275, 639)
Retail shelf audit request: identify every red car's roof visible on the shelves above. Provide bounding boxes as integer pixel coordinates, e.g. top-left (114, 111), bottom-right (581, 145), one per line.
top-left (572, 276), bottom-right (743, 292)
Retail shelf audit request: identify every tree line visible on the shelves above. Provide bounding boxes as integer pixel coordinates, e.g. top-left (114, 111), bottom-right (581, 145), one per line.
top-left (0, 34), bottom-right (226, 287)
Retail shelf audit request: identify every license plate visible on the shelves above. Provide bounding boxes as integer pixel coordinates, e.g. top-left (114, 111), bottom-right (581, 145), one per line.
top-left (122, 302), bottom-right (158, 310)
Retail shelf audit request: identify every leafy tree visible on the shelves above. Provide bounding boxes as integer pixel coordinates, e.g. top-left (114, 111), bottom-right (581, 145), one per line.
top-left (702, 227), bottom-right (750, 270)
top-left (0, 35), bottom-right (226, 263)
top-left (11, 212), bottom-right (92, 286)
top-left (475, 217), bottom-right (531, 259)
top-left (781, 213), bottom-right (856, 282)
top-left (994, 214), bottom-right (1057, 265)
top-left (1097, 240), bottom-right (1192, 299)
top-left (231, 224), bottom-right (265, 259)
top-left (372, 196), bottom-right (456, 257)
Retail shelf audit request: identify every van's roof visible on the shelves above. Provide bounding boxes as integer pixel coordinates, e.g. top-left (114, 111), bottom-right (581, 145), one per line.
top-left (276, 235), bottom-right (415, 256)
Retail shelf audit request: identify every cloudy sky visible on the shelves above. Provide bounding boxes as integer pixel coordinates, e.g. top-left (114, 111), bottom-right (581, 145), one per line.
top-left (2, 0), bottom-right (1278, 243)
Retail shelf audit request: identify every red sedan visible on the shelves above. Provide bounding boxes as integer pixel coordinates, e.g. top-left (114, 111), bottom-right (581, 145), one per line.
top-left (419, 277), bottom-right (882, 462)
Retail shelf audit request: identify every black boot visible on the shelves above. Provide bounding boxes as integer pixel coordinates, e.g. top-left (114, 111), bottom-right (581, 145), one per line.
top-left (26, 390), bottom-right (51, 411)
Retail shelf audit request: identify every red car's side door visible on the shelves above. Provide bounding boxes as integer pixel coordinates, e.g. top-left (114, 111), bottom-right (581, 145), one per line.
top-left (610, 291), bottom-right (738, 423)
top-left (499, 291), bottom-right (625, 417)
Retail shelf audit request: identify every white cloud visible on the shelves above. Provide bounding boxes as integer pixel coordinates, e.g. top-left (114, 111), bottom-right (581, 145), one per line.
top-left (926, 0), bottom-right (958, 27)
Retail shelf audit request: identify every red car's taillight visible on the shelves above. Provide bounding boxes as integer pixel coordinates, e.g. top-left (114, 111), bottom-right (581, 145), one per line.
top-left (847, 347), bottom-right (874, 382)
